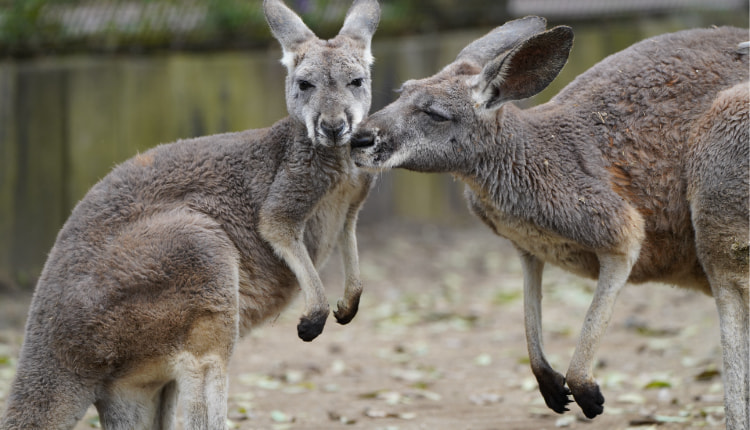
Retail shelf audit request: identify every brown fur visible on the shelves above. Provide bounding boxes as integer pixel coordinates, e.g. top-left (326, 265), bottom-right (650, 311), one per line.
top-left (352, 18), bottom-right (748, 428)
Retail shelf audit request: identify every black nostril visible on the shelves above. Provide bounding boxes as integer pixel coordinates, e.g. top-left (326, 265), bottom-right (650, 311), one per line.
top-left (321, 121), bottom-right (347, 139)
top-left (350, 132), bottom-right (375, 148)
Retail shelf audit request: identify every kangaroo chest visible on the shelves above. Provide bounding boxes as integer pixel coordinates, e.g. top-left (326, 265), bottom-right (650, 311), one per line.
top-left (305, 170), bottom-right (367, 267)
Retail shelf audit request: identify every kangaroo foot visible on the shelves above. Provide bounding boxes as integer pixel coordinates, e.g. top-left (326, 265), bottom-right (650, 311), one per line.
top-left (570, 381), bottom-right (605, 419)
top-left (333, 294), bottom-right (360, 325)
top-left (536, 368), bottom-right (572, 414)
top-left (297, 308), bottom-right (328, 342)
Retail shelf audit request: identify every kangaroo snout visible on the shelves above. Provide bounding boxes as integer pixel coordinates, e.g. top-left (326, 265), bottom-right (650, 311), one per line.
top-left (320, 119), bottom-right (347, 138)
top-left (350, 130), bottom-right (376, 148)
top-left (350, 128), bottom-right (389, 171)
top-left (318, 117), bottom-right (350, 145)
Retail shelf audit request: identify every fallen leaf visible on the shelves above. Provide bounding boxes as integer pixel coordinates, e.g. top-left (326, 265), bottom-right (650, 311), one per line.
top-left (284, 370), bottom-right (304, 384)
top-left (475, 353), bottom-right (492, 366)
top-left (390, 368), bottom-right (426, 383)
top-left (521, 377), bottom-right (538, 392)
top-left (378, 390), bottom-right (402, 405)
top-left (358, 390), bottom-right (382, 399)
top-left (695, 367), bottom-right (721, 381)
top-left (469, 392), bottom-right (503, 405)
top-left (654, 414), bottom-right (690, 423)
top-left (363, 408), bottom-right (416, 420)
top-left (330, 359), bottom-right (346, 375)
top-left (628, 417), bottom-right (659, 426)
top-left (600, 371), bottom-right (629, 389)
top-left (238, 373), bottom-right (281, 390)
top-left (323, 383), bottom-right (340, 392)
top-left (364, 408), bottom-right (387, 418)
top-left (328, 411), bottom-right (357, 425)
top-left (644, 380), bottom-right (671, 389)
top-left (555, 415), bottom-right (576, 427)
top-left (270, 410), bottom-right (294, 423)
top-left (617, 393), bottom-right (646, 404)
top-left (406, 388), bottom-right (441, 401)
top-left (492, 289), bottom-right (522, 305)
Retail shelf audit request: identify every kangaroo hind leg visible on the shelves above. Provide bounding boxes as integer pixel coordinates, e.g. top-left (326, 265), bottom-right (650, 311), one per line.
top-left (689, 82), bottom-right (749, 430)
top-left (518, 251), bottom-right (572, 414)
top-left (174, 350), bottom-right (231, 430)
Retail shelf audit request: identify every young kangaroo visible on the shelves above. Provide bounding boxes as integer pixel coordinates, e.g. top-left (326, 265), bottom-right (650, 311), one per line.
top-left (351, 17), bottom-right (749, 428)
top-left (0, 0), bottom-right (379, 428)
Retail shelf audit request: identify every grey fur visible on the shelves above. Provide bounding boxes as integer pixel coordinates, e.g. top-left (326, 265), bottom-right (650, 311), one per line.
top-left (0, 0), bottom-right (380, 428)
top-left (352, 18), bottom-right (748, 429)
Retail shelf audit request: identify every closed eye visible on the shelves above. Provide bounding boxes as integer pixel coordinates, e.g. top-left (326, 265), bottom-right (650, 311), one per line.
top-left (424, 110), bottom-right (450, 122)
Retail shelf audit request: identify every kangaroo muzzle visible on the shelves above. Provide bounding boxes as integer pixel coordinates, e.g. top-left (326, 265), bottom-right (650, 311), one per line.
top-left (316, 115), bottom-right (351, 146)
top-left (350, 129), bottom-right (376, 148)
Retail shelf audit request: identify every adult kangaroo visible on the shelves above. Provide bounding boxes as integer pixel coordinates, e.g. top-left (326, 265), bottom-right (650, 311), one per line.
top-left (0, 0), bottom-right (379, 428)
top-left (351, 17), bottom-right (749, 428)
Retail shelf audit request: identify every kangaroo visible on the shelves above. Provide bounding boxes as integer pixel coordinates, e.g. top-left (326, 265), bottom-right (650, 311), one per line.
top-left (351, 17), bottom-right (749, 429)
top-left (0, 0), bottom-right (380, 428)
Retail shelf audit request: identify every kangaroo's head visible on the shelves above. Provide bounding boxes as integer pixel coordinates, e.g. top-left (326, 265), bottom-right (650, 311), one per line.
top-left (264, 0), bottom-right (380, 147)
top-left (350, 16), bottom-right (573, 172)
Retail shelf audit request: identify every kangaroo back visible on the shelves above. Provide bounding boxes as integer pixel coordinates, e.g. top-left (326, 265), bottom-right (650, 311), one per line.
top-left (551, 26), bottom-right (748, 288)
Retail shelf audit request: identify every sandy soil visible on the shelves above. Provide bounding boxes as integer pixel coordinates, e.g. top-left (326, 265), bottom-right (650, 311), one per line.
top-left (0, 221), bottom-right (727, 430)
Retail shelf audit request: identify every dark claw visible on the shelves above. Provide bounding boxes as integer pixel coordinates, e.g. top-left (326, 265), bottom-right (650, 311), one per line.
top-left (536, 369), bottom-right (573, 414)
top-left (571, 382), bottom-right (605, 419)
top-left (297, 309), bottom-right (328, 342)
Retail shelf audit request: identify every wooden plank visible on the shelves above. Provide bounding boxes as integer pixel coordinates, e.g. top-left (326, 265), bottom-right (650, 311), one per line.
top-left (11, 65), bottom-right (67, 288)
top-left (66, 59), bottom-right (122, 207)
top-left (0, 63), bottom-right (17, 289)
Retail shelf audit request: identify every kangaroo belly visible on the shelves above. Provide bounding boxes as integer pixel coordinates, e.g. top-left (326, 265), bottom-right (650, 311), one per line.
top-left (305, 175), bottom-right (364, 267)
top-left (492, 213), bottom-right (601, 279)
top-left (473, 195), bottom-right (710, 291)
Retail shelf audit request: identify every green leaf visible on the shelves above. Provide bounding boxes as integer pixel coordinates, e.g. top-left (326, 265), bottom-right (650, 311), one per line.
top-left (694, 367), bottom-right (721, 381)
top-left (644, 380), bottom-right (671, 389)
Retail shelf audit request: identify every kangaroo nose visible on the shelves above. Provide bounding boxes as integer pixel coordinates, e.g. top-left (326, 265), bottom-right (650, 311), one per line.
top-left (320, 120), bottom-right (347, 140)
top-left (350, 130), bottom-right (375, 148)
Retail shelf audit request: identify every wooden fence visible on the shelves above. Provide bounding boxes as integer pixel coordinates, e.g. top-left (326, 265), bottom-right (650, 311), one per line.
top-left (0, 14), bottom-right (746, 289)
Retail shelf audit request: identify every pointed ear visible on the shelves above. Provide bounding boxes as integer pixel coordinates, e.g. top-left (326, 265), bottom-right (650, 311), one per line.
top-left (264, 0), bottom-right (316, 68)
top-left (456, 16), bottom-right (548, 68)
top-left (337, 0), bottom-right (380, 62)
top-left (472, 26), bottom-right (574, 110)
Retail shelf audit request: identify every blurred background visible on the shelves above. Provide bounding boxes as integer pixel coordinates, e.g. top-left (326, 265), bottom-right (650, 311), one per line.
top-left (0, 0), bottom-right (747, 291)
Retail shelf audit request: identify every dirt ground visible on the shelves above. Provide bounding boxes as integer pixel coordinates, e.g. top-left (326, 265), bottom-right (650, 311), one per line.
top-left (0, 221), bottom-right (728, 430)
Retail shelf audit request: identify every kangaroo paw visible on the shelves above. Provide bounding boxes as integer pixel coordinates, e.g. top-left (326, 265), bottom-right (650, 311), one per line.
top-left (333, 295), bottom-right (360, 325)
top-left (536, 369), bottom-right (572, 414)
top-left (297, 308), bottom-right (328, 342)
top-left (571, 381), bottom-right (605, 419)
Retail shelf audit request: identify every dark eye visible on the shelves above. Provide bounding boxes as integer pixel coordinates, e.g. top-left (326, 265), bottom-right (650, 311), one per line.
top-left (349, 78), bottom-right (363, 88)
top-left (424, 110), bottom-right (449, 122)
top-left (298, 80), bottom-right (314, 91)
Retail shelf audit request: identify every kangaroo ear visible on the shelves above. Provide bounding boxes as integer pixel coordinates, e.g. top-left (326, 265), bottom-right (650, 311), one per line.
top-left (456, 16), bottom-right (548, 68)
top-left (472, 25), bottom-right (574, 110)
top-left (337, 0), bottom-right (381, 62)
top-left (264, 0), bottom-right (316, 69)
